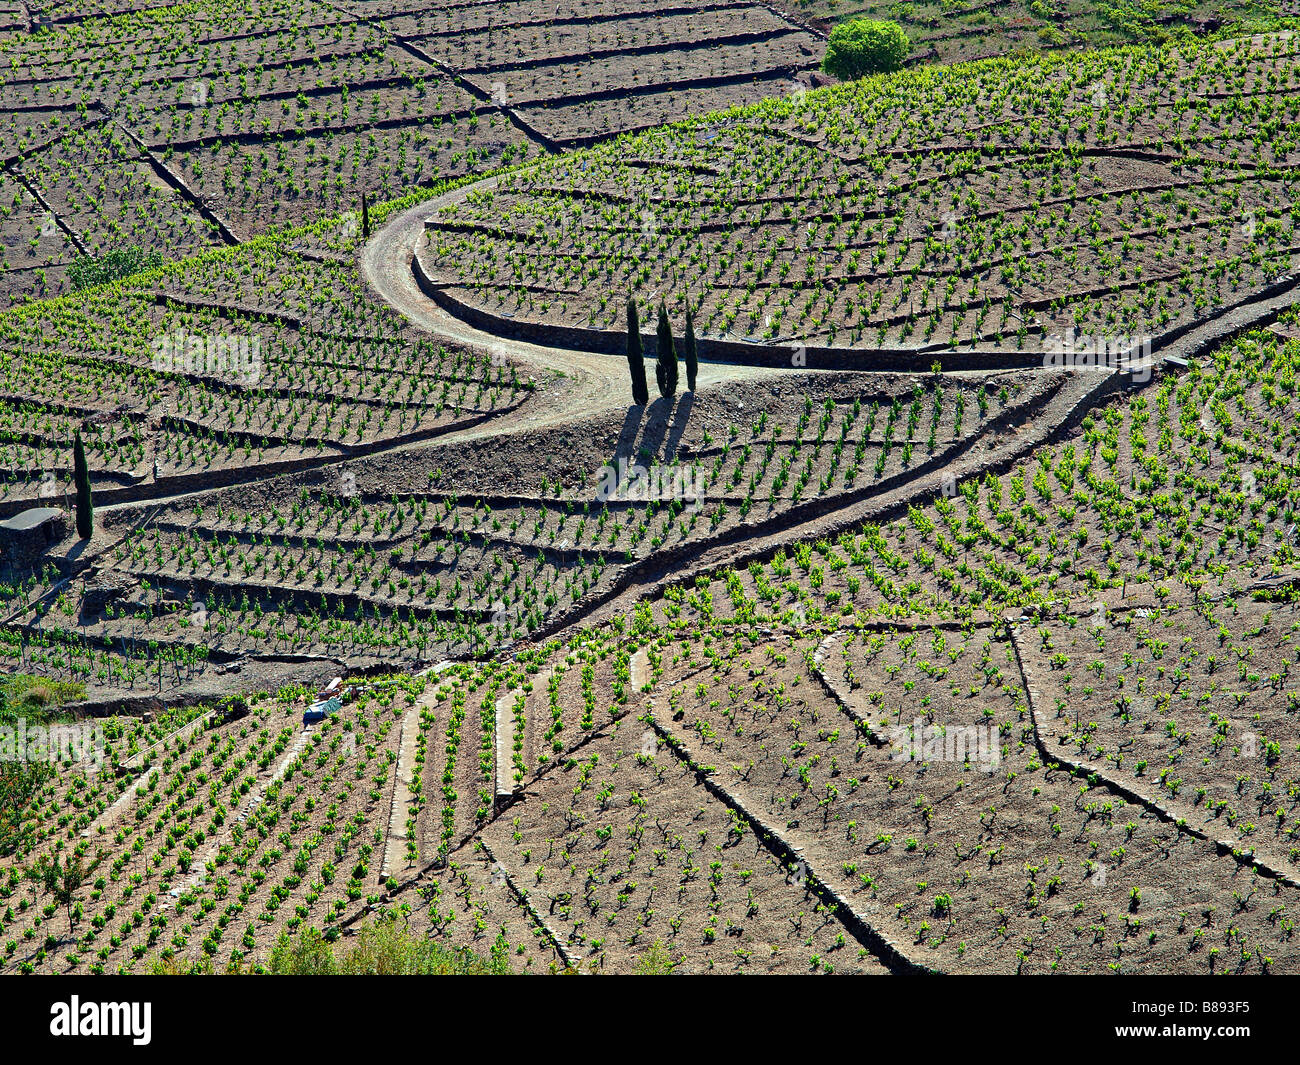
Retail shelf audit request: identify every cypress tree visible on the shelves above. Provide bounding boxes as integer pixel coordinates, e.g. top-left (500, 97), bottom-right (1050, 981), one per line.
top-left (73, 429), bottom-right (93, 540)
top-left (626, 298), bottom-right (648, 406)
top-left (361, 192), bottom-right (370, 239)
top-left (654, 302), bottom-right (678, 400)
top-left (683, 305), bottom-right (698, 393)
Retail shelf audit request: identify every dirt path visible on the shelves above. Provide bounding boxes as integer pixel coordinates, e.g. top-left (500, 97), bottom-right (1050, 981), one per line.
top-left (80, 768), bottom-right (153, 840)
top-left (629, 648), bottom-right (649, 692)
top-left (494, 685), bottom-right (518, 804)
top-left (380, 699), bottom-right (424, 882)
top-left (78, 187), bottom-right (778, 532)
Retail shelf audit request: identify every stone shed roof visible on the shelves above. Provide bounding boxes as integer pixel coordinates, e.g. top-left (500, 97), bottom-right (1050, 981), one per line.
top-left (0, 508), bottom-right (64, 532)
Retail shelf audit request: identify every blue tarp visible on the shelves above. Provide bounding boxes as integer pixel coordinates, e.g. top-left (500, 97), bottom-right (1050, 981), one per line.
top-left (303, 696), bottom-right (342, 724)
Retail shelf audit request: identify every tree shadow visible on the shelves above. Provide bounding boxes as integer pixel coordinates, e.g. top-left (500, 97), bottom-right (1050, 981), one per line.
top-left (663, 392), bottom-right (695, 460)
top-left (608, 403), bottom-right (645, 468)
top-left (638, 394), bottom-right (675, 460)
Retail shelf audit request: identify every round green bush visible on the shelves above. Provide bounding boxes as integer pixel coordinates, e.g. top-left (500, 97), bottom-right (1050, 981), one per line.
top-left (820, 19), bottom-right (910, 80)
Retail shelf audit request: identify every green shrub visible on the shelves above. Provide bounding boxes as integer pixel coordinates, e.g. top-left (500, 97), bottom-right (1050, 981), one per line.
top-left (821, 19), bottom-right (910, 79)
top-left (268, 919), bottom-right (509, 975)
top-left (269, 926), bottom-right (337, 974)
top-left (67, 247), bottom-right (164, 291)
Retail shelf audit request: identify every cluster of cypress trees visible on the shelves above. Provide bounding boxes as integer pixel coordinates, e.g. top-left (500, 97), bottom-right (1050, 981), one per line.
top-left (625, 297), bottom-right (696, 405)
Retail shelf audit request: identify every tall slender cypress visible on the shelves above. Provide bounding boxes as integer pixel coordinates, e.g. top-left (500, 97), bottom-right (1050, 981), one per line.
top-left (626, 298), bottom-right (649, 406)
top-left (683, 305), bottom-right (698, 393)
top-left (73, 429), bottom-right (93, 540)
top-left (654, 302), bottom-right (678, 400)
top-left (361, 192), bottom-right (370, 239)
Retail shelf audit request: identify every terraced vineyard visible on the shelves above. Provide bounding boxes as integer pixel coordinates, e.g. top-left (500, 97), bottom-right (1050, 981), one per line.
top-left (422, 34), bottom-right (1300, 355)
top-left (0, 0), bottom-right (825, 308)
top-left (0, 230), bottom-right (528, 501)
top-left (6, 311), bottom-right (1300, 974)
top-left (0, 678), bottom-right (567, 973)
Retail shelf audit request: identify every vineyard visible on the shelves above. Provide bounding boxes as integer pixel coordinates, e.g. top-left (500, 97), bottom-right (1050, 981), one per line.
top-left (0, 0), bottom-right (826, 308)
top-left (7, 310), bottom-right (1300, 972)
top-left (423, 34), bottom-right (1300, 356)
top-left (4, 6), bottom-right (1300, 979)
top-left (0, 250), bottom-right (528, 514)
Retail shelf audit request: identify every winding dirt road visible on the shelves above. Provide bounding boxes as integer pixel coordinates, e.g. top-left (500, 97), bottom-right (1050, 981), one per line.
top-left (357, 180), bottom-right (784, 446)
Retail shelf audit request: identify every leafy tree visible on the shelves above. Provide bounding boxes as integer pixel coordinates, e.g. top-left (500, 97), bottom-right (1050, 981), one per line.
top-left (27, 850), bottom-right (104, 934)
top-left (626, 297), bottom-right (649, 406)
top-left (655, 302), bottom-right (678, 400)
top-left (0, 676), bottom-right (83, 857)
top-left (73, 430), bottom-right (92, 539)
top-left (683, 305), bottom-right (698, 393)
top-left (0, 761), bottom-right (48, 858)
top-left (821, 19), bottom-right (910, 80)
